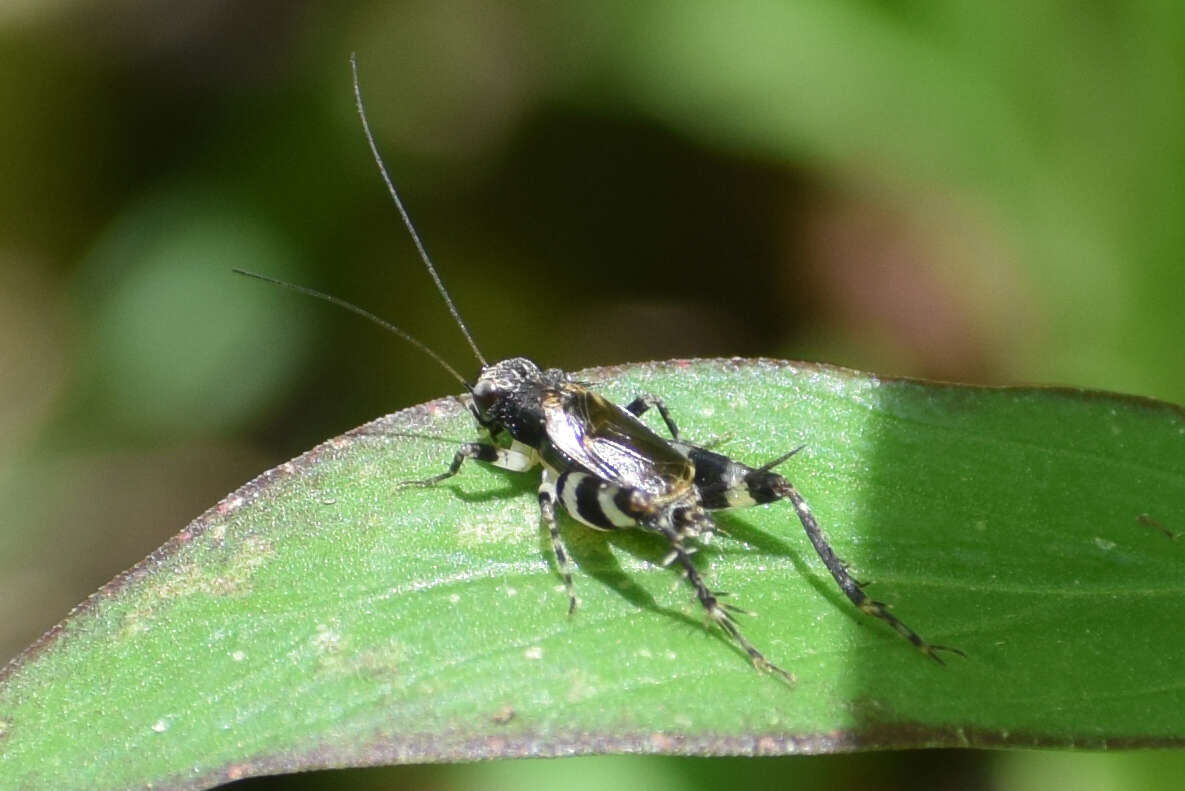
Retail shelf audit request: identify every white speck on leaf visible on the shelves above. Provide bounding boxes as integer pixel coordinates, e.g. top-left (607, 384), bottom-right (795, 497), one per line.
top-left (312, 624), bottom-right (341, 653)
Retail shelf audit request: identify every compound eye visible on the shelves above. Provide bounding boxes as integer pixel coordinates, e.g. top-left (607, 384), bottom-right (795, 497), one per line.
top-left (472, 379), bottom-right (497, 417)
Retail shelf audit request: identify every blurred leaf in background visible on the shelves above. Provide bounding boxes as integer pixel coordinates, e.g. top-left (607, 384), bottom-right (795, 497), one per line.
top-left (1, 0), bottom-right (1183, 789)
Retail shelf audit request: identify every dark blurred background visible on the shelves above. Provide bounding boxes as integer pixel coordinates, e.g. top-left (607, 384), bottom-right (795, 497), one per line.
top-left (2, 2), bottom-right (1184, 789)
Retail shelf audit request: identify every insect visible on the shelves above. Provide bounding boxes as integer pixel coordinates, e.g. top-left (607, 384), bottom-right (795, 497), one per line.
top-left (238, 56), bottom-right (962, 683)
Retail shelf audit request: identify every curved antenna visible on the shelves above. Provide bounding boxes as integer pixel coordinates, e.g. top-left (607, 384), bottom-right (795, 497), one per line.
top-left (233, 269), bottom-right (471, 389)
top-left (349, 53), bottom-right (488, 368)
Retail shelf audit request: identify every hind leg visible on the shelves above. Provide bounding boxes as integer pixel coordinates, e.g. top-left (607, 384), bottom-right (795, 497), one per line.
top-left (658, 508), bottom-right (795, 684)
top-left (731, 451), bottom-right (963, 663)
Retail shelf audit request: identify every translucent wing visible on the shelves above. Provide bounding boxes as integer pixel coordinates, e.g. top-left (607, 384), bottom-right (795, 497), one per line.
top-left (544, 387), bottom-right (693, 497)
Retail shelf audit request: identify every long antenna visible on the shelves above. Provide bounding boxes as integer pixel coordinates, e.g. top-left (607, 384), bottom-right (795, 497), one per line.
top-left (349, 53), bottom-right (488, 368)
top-left (232, 268), bottom-right (471, 388)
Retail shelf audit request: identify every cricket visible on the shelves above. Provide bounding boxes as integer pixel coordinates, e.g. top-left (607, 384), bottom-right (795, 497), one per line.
top-left (237, 56), bottom-right (962, 683)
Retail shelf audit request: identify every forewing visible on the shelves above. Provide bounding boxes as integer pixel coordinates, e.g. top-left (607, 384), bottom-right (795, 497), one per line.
top-left (545, 388), bottom-right (692, 496)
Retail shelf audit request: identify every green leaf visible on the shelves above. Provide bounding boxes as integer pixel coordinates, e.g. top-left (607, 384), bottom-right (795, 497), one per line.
top-left (3, 359), bottom-right (1184, 790)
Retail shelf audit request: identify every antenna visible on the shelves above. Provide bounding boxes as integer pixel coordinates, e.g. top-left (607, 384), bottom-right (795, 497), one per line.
top-left (349, 53), bottom-right (488, 368)
top-left (232, 269), bottom-right (471, 389)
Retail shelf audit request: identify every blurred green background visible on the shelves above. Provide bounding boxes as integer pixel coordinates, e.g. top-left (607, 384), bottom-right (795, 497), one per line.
top-left (2, 1), bottom-right (1183, 789)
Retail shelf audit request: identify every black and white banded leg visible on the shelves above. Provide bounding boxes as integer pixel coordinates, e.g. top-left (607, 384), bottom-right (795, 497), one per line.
top-left (555, 470), bottom-right (656, 531)
top-left (654, 517), bottom-right (795, 685)
top-left (779, 480), bottom-right (963, 662)
top-left (538, 469), bottom-right (577, 614)
top-left (729, 447), bottom-right (962, 663)
top-left (403, 441), bottom-right (582, 613)
top-left (402, 440), bottom-right (538, 487)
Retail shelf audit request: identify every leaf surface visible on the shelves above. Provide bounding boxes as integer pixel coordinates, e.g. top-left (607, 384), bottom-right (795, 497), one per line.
top-left (2, 359), bottom-right (1184, 790)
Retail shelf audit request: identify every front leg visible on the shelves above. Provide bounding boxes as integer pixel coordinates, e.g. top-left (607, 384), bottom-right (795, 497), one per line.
top-left (538, 468), bottom-right (577, 614)
top-left (403, 440), bottom-right (538, 486)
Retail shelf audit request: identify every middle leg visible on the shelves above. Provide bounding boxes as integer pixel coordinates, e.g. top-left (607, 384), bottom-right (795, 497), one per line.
top-left (625, 393), bottom-right (680, 439)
